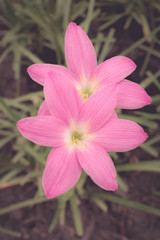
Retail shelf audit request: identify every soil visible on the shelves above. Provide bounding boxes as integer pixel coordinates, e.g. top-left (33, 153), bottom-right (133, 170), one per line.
top-left (0, 171), bottom-right (160, 240)
top-left (0, 15), bottom-right (160, 240)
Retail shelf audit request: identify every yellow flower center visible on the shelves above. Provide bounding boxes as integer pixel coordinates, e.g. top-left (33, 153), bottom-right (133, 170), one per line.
top-left (67, 122), bottom-right (94, 148)
top-left (78, 75), bottom-right (99, 101)
top-left (71, 130), bottom-right (82, 145)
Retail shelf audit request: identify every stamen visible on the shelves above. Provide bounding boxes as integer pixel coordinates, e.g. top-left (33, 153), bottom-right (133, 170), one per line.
top-left (83, 122), bottom-right (94, 137)
top-left (78, 75), bottom-right (99, 101)
top-left (83, 133), bottom-right (94, 137)
top-left (67, 140), bottom-right (74, 146)
top-left (78, 89), bottom-right (88, 101)
top-left (91, 83), bottom-right (99, 92)
top-left (73, 123), bottom-right (80, 132)
top-left (84, 122), bottom-right (88, 134)
top-left (91, 75), bottom-right (96, 87)
top-left (81, 93), bottom-right (86, 98)
top-left (80, 76), bottom-right (89, 83)
top-left (67, 122), bottom-right (94, 148)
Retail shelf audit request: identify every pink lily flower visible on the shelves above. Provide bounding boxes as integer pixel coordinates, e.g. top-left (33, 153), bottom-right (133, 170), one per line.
top-left (28, 22), bottom-right (151, 111)
top-left (17, 72), bottom-right (148, 199)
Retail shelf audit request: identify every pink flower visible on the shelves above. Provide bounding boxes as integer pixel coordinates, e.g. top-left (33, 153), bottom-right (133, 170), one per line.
top-left (28, 22), bottom-right (151, 110)
top-left (17, 72), bottom-right (148, 199)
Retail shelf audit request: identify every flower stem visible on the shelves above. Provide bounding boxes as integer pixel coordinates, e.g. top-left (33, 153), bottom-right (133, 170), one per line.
top-left (70, 194), bottom-right (83, 236)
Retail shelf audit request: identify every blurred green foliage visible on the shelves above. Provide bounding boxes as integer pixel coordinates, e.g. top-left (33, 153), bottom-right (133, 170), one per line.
top-left (0, 0), bottom-right (160, 237)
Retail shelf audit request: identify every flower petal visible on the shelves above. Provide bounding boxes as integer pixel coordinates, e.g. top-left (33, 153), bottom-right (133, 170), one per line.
top-left (116, 79), bottom-right (152, 109)
top-left (17, 116), bottom-right (66, 147)
top-left (42, 147), bottom-right (82, 199)
top-left (65, 22), bottom-right (97, 79)
top-left (76, 143), bottom-right (118, 191)
top-left (27, 64), bottom-right (69, 85)
top-left (38, 101), bottom-right (50, 116)
top-left (109, 111), bottom-right (118, 120)
top-left (91, 56), bottom-right (136, 84)
top-left (78, 83), bottom-right (117, 132)
top-left (95, 119), bottom-right (148, 152)
top-left (44, 71), bottom-right (82, 124)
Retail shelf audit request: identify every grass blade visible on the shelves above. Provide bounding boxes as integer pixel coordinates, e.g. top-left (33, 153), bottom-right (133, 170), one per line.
top-left (0, 96), bottom-right (19, 122)
top-left (0, 197), bottom-right (50, 216)
top-left (0, 226), bottom-right (21, 238)
top-left (116, 174), bottom-right (129, 192)
top-left (116, 160), bottom-right (160, 172)
top-left (0, 133), bottom-right (18, 148)
top-left (94, 193), bottom-right (160, 217)
top-left (119, 25), bottom-right (160, 56)
top-left (70, 194), bottom-right (83, 236)
top-left (140, 144), bottom-right (159, 158)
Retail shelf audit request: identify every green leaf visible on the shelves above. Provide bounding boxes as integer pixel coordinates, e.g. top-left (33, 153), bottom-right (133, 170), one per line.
top-left (116, 160), bottom-right (160, 172)
top-left (63, 0), bottom-right (72, 30)
top-left (146, 71), bottom-right (160, 90)
top-left (83, 0), bottom-right (95, 34)
top-left (8, 91), bottom-right (43, 103)
top-left (146, 136), bottom-right (160, 146)
top-left (0, 226), bottom-right (21, 238)
top-left (0, 197), bottom-right (50, 216)
top-left (18, 45), bottom-right (43, 63)
top-left (99, 13), bottom-right (126, 31)
top-left (135, 111), bottom-right (160, 120)
top-left (140, 71), bottom-right (160, 89)
top-left (70, 194), bottom-right (83, 236)
top-left (119, 25), bottom-right (160, 56)
top-left (140, 143), bottom-right (159, 158)
top-left (0, 133), bottom-right (18, 148)
top-left (93, 193), bottom-right (160, 217)
top-left (0, 96), bottom-right (19, 122)
top-left (48, 207), bottom-right (61, 233)
top-left (98, 28), bottom-right (115, 63)
top-left (0, 168), bottom-right (24, 185)
top-left (118, 114), bottom-right (158, 129)
top-left (24, 143), bottom-right (45, 167)
top-left (49, 197), bottom-right (66, 232)
top-left (151, 95), bottom-right (160, 105)
top-left (116, 174), bottom-right (129, 192)
top-left (92, 197), bottom-right (108, 212)
top-left (139, 45), bottom-right (160, 58)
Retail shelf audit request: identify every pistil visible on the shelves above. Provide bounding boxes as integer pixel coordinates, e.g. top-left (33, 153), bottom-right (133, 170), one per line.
top-left (67, 122), bottom-right (94, 148)
top-left (78, 75), bottom-right (99, 101)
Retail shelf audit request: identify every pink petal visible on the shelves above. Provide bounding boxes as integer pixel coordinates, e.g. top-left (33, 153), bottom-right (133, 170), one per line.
top-left (44, 71), bottom-right (82, 124)
top-left (78, 83), bottom-right (117, 132)
top-left (65, 22), bottom-right (97, 79)
top-left (38, 101), bottom-right (50, 116)
top-left (27, 64), bottom-right (79, 85)
top-left (42, 147), bottom-right (82, 199)
top-left (76, 143), bottom-right (118, 191)
top-left (117, 79), bottom-right (152, 109)
top-left (27, 64), bottom-right (69, 85)
top-left (109, 111), bottom-right (118, 120)
top-left (91, 56), bottom-right (136, 84)
top-left (95, 119), bottom-right (148, 152)
top-left (17, 116), bottom-right (66, 147)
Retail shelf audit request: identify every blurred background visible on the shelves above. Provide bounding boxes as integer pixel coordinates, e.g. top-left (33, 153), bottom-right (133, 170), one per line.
top-left (0, 0), bottom-right (160, 239)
